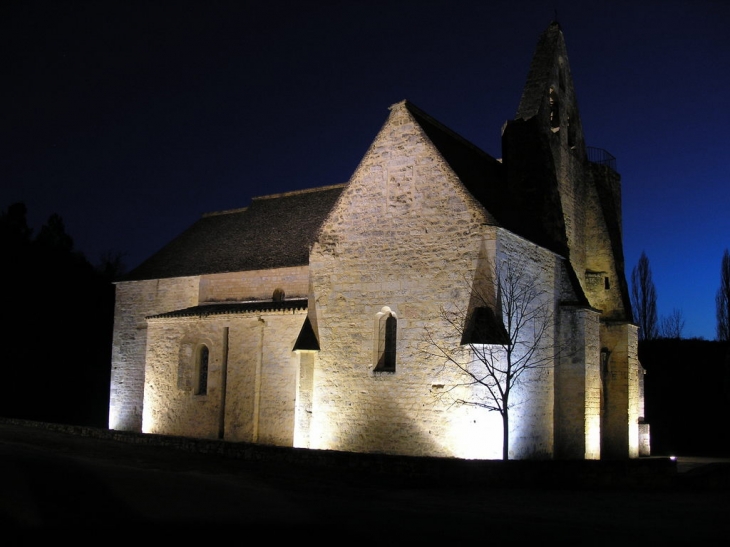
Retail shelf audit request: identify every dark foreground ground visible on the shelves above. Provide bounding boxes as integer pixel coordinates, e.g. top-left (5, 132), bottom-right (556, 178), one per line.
top-left (1, 421), bottom-right (729, 542)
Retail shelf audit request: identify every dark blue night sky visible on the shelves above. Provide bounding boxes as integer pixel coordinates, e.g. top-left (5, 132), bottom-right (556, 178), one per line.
top-left (3, 0), bottom-right (729, 339)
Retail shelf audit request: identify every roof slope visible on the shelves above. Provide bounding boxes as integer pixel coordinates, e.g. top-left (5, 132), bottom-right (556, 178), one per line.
top-left (403, 101), bottom-right (506, 223)
top-left (123, 184), bottom-right (345, 281)
top-left (123, 98), bottom-right (546, 284)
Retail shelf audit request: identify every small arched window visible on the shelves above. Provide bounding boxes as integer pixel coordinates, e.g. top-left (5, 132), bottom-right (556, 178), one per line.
top-left (196, 344), bottom-right (209, 395)
top-left (375, 307), bottom-right (397, 372)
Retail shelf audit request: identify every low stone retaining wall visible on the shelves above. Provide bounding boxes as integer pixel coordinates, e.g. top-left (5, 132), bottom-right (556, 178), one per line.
top-left (2, 418), bottom-right (677, 489)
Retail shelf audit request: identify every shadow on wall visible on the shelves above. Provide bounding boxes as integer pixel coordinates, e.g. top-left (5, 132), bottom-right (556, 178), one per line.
top-left (331, 400), bottom-right (448, 458)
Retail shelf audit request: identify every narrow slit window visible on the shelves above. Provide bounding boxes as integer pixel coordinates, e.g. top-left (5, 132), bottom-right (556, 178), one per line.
top-left (196, 344), bottom-right (209, 395)
top-left (375, 307), bottom-right (397, 372)
top-left (549, 87), bottom-right (560, 132)
top-left (567, 113), bottom-right (577, 149)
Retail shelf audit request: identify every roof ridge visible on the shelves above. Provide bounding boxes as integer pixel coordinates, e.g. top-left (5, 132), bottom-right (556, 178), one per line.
top-left (253, 183), bottom-right (347, 202)
top-left (198, 183), bottom-right (347, 219)
top-left (202, 206), bottom-right (248, 218)
top-left (399, 100), bottom-right (494, 161)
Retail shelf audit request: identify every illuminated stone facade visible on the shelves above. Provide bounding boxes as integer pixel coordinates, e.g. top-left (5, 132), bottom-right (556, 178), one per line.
top-left (109, 23), bottom-right (647, 459)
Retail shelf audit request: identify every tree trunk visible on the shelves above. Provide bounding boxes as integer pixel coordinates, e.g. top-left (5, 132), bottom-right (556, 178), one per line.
top-left (502, 411), bottom-right (509, 460)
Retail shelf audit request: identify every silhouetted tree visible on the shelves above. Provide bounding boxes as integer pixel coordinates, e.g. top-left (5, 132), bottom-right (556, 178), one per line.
top-left (0, 203), bottom-right (117, 426)
top-left (424, 258), bottom-right (555, 460)
top-left (659, 308), bottom-right (685, 339)
top-left (36, 213), bottom-right (74, 254)
top-left (631, 251), bottom-right (658, 341)
top-left (0, 202), bottom-right (32, 245)
top-left (640, 338), bottom-right (730, 455)
top-left (717, 249), bottom-right (730, 342)
top-left (96, 250), bottom-right (127, 281)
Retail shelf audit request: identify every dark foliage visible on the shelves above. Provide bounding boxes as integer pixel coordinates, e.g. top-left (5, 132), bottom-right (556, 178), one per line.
top-left (0, 203), bottom-right (118, 427)
top-left (631, 251), bottom-right (658, 341)
top-left (717, 249), bottom-right (730, 342)
top-left (640, 338), bottom-right (730, 457)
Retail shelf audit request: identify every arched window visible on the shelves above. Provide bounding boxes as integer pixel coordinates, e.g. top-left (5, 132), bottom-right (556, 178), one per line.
top-left (375, 307), bottom-right (397, 372)
top-left (196, 344), bottom-right (209, 395)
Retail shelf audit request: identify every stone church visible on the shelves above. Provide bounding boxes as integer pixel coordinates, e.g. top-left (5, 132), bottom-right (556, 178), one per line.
top-left (110, 23), bottom-right (649, 459)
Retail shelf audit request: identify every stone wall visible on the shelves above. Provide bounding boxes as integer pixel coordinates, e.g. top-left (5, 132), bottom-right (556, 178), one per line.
top-left (307, 103), bottom-right (565, 459)
top-left (109, 277), bottom-right (199, 431)
top-left (309, 103), bottom-right (489, 457)
top-left (199, 265), bottom-right (308, 303)
top-left (256, 312), bottom-right (304, 445)
top-left (144, 310), bottom-right (306, 444)
top-left (111, 266), bottom-right (310, 435)
top-left (495, 230), bottom-right (560, 459)
top-left (600, 322), bottom-right (640, 458)
top-left (584, 164), bottom-right (628, 320)
top-left (0, 418), bottom-right (678, 489)
top-left (144, 316), bottom-right (226, 438)
top-left (555, 304), bottom-right (601, 459)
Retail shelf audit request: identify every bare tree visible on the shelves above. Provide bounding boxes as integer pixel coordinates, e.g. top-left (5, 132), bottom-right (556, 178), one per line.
top-left (659, 308), bottom-right (685, 339)
top-left (96, 250), bottom-right (128, 281)
top-left (717, 249), bottom-right (730, 342)
top-left (424, 258), bottom-right (555, 460)
top-left (631, 251), bottom-right (658, 341)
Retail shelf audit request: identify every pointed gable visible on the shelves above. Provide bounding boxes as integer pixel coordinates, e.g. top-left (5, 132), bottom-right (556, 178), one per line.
top-left (514, 21), bottom-right (586, 155)
top-left (501, 21), bottom-right (630, 313)
top-left (316, 100), bottom-right (504, 252)
top-left (404, 102), bottom-right (506, 222)
top-left (498, 21), bottom-right (589, 258)
top-left (516, 21), bottom-right (564, 121)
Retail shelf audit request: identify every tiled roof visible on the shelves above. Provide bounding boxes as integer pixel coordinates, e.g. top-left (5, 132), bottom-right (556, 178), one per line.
top-left (124, 101), bottom-right (526, 284)
top-left (148, 299), bottom-right (308, 319)
top-left (123, 185), bottom-right (345, 281)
